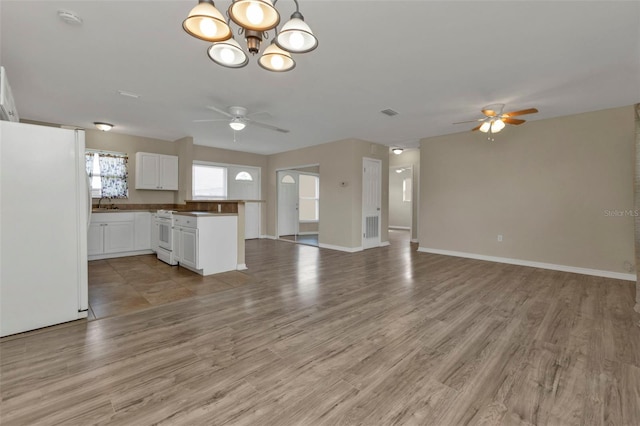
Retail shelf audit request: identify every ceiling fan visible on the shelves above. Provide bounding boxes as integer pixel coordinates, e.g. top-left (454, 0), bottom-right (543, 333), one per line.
top-left (454, 103), bottom-right (538, 136)
top-left (194, 105), bottom-right (290, 134)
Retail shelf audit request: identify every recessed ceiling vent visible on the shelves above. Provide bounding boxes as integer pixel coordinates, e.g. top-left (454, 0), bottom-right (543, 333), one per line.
top-left (380, 108), bottom-right (399, 117)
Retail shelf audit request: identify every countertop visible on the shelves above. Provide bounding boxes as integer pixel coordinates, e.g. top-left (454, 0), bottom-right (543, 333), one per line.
top-left (92, 209), bottom-right (154, 213)
top-left (174, 211), bottom-right (238, 217)
top-left (184, 199), bottom-right (265, 203)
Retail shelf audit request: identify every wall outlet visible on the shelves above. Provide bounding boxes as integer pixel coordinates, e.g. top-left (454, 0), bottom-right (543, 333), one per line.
top-left (497, 234), bottom-right (503, 242)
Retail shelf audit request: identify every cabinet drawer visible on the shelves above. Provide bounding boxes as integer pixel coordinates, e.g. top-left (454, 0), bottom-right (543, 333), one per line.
top-left (174, 215), bottom-right (197, 228)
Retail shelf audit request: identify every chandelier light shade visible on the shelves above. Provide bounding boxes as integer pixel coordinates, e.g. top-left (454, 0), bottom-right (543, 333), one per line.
top-left (258, 42), bottom-right (295, 72)
top-left (207, 38), bottom-right (249, 68)
top-left (184, 0), bottom-right (317, 72)
top-left (183, 0), bottom-right (232, 42)
top-left (275, 11), bottom-right (318, 53)
top-left (228, 0), bottom-right (280, 32)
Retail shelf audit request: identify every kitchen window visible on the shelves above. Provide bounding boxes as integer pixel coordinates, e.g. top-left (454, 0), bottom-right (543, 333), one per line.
top-left (85, 150), bottom-right (129, 198)
top-left (192, 163), bottom-right (227, 199)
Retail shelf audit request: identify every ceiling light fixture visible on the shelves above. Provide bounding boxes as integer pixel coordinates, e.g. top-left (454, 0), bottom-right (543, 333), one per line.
top-left (229, 118), bottom-right (246, 131)
top-left (94, 122), bottom-right (113, 132)
top-left (392, 148), bottom-right (403, 155)
top-left (479, 118), bottom-right (505, 134)
top-left (183, 0), bottom-right (317, 72)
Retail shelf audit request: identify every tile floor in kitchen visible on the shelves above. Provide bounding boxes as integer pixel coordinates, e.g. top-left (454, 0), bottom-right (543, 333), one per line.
top-left (88, 255), bottom-right (250, 320)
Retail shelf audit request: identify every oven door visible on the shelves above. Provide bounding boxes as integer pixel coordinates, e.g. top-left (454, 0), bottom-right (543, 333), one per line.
top-left (158, 217), bottom-right (173, 251)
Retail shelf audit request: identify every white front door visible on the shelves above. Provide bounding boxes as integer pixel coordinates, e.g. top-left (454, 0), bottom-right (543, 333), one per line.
top-left (277, 171), bottom-right (299, 237)
top-left (362, 157), bottom-right (382, 249)
top-left (227, 166), bottom-right (261, 239)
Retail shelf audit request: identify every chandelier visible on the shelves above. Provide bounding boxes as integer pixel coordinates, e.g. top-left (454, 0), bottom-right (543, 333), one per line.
top-left (183, 0), bottom-right (318, 72)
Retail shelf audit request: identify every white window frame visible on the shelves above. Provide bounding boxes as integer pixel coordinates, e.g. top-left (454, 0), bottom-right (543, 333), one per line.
top-left (192, 161), bottom-right (228, 199)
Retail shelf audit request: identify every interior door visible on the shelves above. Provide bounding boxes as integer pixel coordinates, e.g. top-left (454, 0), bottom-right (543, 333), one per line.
top-left (228, 166), bottom-right (261, 239)
top-left (362, 157), bottom-right (382, 249)
top-left (277, 171), bottom-right (299, 237)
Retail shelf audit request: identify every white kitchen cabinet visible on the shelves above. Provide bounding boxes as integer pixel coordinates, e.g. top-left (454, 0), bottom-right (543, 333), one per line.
top-left (134, 212), bottom-right (151, 250)
top-left (87, 223), bottom-right (104, 256)
top-left (88, 212), bottom-right (153, 260)
top-left (103, 222), bottom-right (135, 253)
top-left (178, 228), bottom-right (198, 269)
top-left (135, 152), bottom-right (178, 190)
top-left (173, 213), bottom-right (237, 275)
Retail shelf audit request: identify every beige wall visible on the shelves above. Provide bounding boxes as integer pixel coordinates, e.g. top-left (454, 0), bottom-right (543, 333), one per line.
top-left (389, 148), bottom-right (420, 240)
top-left (419, 105), bottom-right (635, 275)
top-left (267, 138), bottom-right (388, 249)
top-left (86, 130), bottom-right (178, 205)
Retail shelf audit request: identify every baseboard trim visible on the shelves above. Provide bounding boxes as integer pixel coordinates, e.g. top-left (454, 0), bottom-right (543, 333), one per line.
top-left (261, 235), bottom-right (277, 240)
top-left (236, 264), bottom-right (248, 271)
top-left (380, 241), bottom-right (390, 247)
top-left (297, 231), bottom-right (319, 236)
top-left (389, 226), bottom-right (410, 230)
top-left (417, 247), bottom-right (637, 281)
top-left (410, 239), bottom-right (419, 244)
top-left (319, 243), bottom-right (362, 253)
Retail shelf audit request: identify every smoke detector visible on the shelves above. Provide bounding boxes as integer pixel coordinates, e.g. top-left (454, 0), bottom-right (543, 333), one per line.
top-left (57, 10), bottom-right (83, 25)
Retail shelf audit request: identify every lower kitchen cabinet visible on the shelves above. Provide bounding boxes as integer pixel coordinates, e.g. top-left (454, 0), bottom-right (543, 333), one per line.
top-left (88, 212), bottom-right (153, 260)
top-left (173, 213), bottom-right (237, 275)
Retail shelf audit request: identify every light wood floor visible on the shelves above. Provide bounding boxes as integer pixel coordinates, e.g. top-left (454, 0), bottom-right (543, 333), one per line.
top-left (1, 230), bottom-right (639, 425)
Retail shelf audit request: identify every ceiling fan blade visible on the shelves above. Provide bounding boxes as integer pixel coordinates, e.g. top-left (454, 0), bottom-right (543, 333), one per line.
top-left (502, 118), bottom-right (526, 125)
top-left (246, 118), bottom-right (290, 133)
top-left (453, 119), bottom-right (483, 124)
top-left (205, 105), bottom-right (233, 118)
top-left (471, 125), bottom-right (482, 131)
top-left (193, 118), bottom-right (228, 123)
top-left (503, 108), bottom-right (538, 117)
top-left (482, 109), bottom-right (497, 117)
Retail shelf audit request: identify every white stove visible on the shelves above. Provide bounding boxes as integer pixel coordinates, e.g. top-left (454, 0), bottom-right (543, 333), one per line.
top-left (156, 210), bottom-right (177, 265)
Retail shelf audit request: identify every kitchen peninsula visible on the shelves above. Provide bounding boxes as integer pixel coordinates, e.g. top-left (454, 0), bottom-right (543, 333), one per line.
top-left (89, 200), bottom-right (263, 273)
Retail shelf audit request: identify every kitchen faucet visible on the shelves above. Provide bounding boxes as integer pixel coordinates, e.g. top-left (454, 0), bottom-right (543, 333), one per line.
top-left (97, 197), bottom-right (107, 209)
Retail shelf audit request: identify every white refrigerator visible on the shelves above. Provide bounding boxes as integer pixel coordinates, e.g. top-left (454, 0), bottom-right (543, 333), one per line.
top-left (1, 121), bottom-right (89, 337)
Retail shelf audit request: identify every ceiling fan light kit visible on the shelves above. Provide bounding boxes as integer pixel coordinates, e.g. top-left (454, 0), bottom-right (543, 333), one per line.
top-left (454, 103), bottom-right (539, 139)
top-left (183, 0), bottom-right (318, 72)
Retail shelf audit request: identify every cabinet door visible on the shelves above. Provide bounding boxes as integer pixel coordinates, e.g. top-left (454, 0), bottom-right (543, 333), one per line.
top-left (173, 227), bottom-right (182, 261)
top-left (135, 152), bottom-right (160, 189)
top-left (87, 223), bottom-right (104, 255)
top-left (134, 212), bottom-right (151, 250)
top-left (159, 155), bottom-right (179, 190)
top-left (179, 228), bottom-right (198, 269)
top-left (103, 222), bottom-right (135, 253)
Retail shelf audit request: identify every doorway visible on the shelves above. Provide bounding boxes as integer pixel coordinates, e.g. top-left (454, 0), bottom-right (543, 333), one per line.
top-left (277, 165), bottom-right (319, 247)
top-left (389, 164), bottom-right (413, 238)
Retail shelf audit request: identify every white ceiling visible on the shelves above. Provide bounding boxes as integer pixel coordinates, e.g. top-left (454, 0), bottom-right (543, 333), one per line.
top-left (1, 1), bottom-right (639, 155)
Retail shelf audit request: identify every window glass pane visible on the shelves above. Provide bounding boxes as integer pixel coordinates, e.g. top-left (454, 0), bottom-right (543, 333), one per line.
top-left (299, 175), bottom-right (317, 198)
top-left (281, 174), bottom-right (295, 184)
top-left (403, 177), bottom-right (412, 202)
top-left (193, 165), bottom-right (227, 198)
top-left (235, 171), bottom-right (253, 181)
top-left (299, 199), bottom-right (318, 221)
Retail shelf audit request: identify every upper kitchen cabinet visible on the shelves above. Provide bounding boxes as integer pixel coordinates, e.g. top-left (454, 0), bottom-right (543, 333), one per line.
top-left (135, 152), bottom-right (178, 190)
